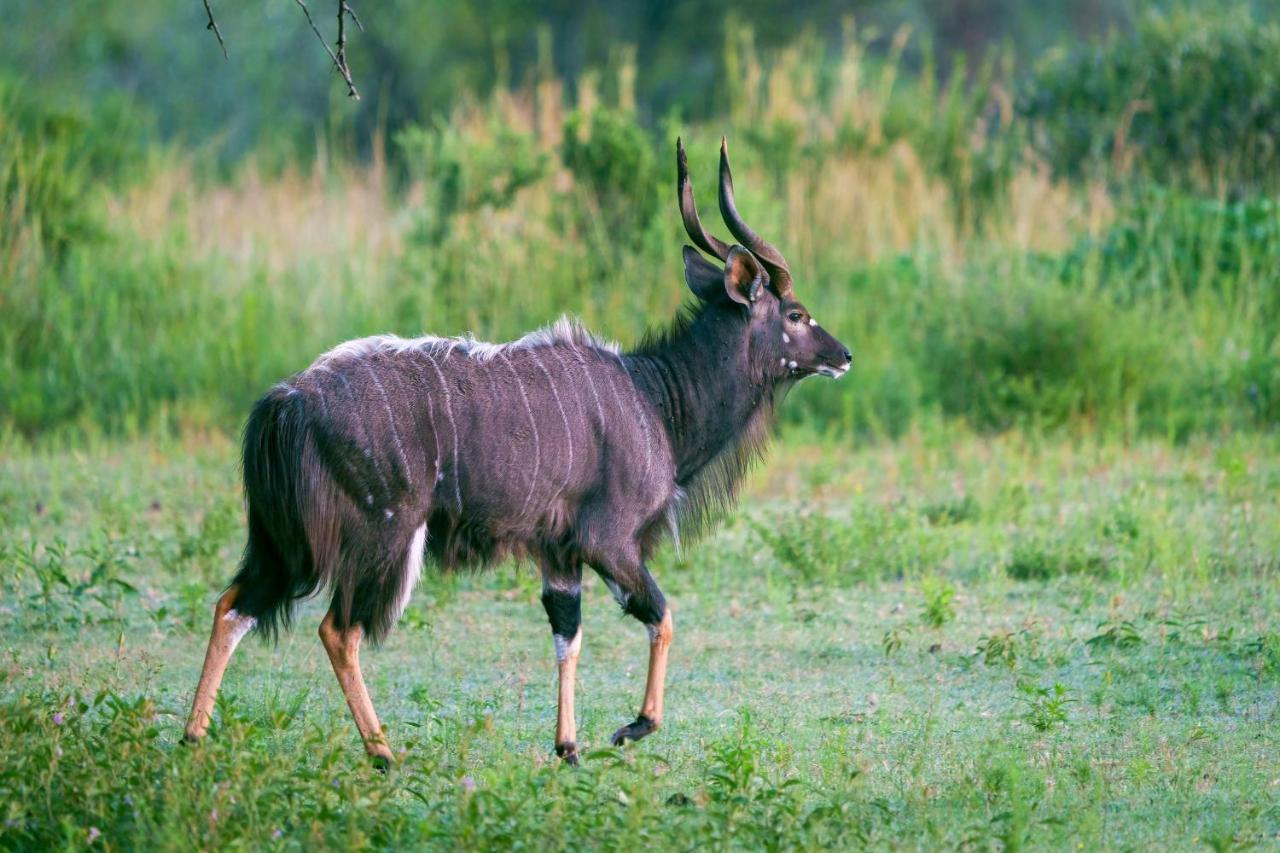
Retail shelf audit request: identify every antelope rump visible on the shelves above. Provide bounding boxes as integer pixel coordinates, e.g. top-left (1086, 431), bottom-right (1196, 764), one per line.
top-left (183, 138), bottom-right (852, 767)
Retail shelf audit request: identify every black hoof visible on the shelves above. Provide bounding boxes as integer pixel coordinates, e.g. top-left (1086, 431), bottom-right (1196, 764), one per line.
top-left (180, 732), bottom-right (200, 746)
top-left (370, 754), bottom-right (391, 773)
top-left (555, 742), bottom-right (579, 766)
top-left (609, 714), bottom-right (657, 746)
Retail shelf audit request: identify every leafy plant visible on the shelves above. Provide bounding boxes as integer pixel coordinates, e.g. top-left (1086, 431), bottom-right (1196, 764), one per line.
top-left (975, 629), bottom-right (1041, 669)
top-left (919, 577), bottom-right (956, 628)
top-left (1087, 619), bottom-right (1144, 650)
top-left (1017, 681), bottom-right (1074, 732)
top-left (561, 107), bottom-right (660, 240)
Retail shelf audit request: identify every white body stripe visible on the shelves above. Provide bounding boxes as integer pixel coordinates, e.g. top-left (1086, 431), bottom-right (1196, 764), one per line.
top-left (330, 370), bottom-right (392, 498)
top-left (363, 362), bottom-right (413, 488)
top-left (422, 352), bottom-right (463, 512)
top-left (606, 356), bottom-right (653, 482)
top-left (546, 346), bottom-right (588, 437)
top-left (499, 352), bottom-right (542, 520)
top-left (569, 346), bottom-right (608, 429)
top-left (531, 351), bottom-right (574, 492)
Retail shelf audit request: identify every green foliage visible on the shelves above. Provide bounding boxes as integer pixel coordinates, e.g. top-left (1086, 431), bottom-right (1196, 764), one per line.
top-left (975, 629), bottom-right (1041, 669)
top-left (1087, 619), bottom-right (1145, 649)
top-left (562, 107), bottom-right (661, 239)
top-left (3, 12), bottom-right (1280, 441)
top-left (397, 115), bottom-right (549, 230)
top-left (1020, 6), bottom-right (1280, 192)
top-left (1016, 681), bottom-right (1074, 732)
top-left (0, 78), bottom-right (150, 263)
top-left (920, 272), bottom-right (1165, 432)
top-left (919, 576), bottom-right (956, 628)
top-left (1006, 541), bottom-right (1110, 582)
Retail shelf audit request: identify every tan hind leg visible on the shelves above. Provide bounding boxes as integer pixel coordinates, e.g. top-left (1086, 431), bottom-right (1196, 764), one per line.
top-left (184, 585), bottom-right (257, 741)
top-left (319, 608), bottom-right (395, 768)
top-left (611, 608), bottom-right (674, 745)
top-left (554, 629), bottom-right (583, 764)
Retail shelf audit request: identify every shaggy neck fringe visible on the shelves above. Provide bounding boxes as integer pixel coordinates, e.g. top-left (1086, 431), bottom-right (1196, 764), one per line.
top-left (627, 301), bottom-right (783, 542)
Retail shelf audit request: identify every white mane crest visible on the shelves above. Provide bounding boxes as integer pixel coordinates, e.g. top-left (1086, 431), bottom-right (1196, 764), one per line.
top-left (308, 315), bottom-right (620, 371)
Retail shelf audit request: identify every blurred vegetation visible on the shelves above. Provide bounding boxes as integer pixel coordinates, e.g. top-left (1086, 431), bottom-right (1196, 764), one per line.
top-left (1, 4), bottom-right (1279, 441)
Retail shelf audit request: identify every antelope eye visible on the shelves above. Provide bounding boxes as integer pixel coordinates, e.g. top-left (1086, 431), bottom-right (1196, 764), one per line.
top-left (787, 311), bottom-right (803, 323)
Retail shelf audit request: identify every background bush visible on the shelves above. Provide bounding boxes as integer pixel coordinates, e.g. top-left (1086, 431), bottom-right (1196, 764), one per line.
top-left (1019, 6), bottom-right (1280, 193)
top-left (1, 5), bottom-right (1279, 441)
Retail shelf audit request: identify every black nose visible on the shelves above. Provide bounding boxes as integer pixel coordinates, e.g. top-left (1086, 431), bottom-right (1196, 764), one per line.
top-left (841, 349), bottom-right (852, 362)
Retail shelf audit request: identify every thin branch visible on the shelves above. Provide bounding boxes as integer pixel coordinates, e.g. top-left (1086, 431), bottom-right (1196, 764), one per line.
top-left (201, 0), bottom-right (228, 59)
top-left (294, 0), bottom-right (360, 100)
top-left (343, 1), bottom-right (364, 34)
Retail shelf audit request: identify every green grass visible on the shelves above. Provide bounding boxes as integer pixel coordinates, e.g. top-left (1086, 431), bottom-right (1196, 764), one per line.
top-left (2, 431), bottom-right (1278, 848)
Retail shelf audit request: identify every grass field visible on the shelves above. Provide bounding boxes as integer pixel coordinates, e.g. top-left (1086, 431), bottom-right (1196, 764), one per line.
top-left (2, 430), bottom-right (1277, 849)
top-left (3, 6), bottom-right (1280, 849)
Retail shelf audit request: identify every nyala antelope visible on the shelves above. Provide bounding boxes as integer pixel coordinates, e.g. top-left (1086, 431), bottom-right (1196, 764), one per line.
top-left (184, 138), bottom-right (851, 767)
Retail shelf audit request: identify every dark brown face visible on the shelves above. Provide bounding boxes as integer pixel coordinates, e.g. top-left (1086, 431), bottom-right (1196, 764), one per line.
top-left (749, 293), bottom-right (851, 381)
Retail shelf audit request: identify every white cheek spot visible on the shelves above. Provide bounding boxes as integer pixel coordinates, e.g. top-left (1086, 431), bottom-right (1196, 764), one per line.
top-left (809, 318), bottom-right (817, 327)
top-left (788, 360), bottom-right (797, 369)
top-left (384, 508), bottom-right (394, 520)
top-left (782, 332), bottom-right (790, 344)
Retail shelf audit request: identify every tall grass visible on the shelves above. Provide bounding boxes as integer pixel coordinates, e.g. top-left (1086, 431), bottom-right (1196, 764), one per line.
top-left (1, 10), bottom-right (1277, 440)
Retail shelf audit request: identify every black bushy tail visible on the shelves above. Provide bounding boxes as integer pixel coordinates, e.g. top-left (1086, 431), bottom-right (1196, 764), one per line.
top-left (229, 385), bottom-right (338, 642)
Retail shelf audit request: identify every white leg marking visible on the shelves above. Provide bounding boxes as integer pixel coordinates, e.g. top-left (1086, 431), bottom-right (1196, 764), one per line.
top-left (222, 609), bottom-right (258, 646)
top-left (553, 628), bottom-right (583, 663)
top-left (422, 352), bottom-right (464, 512)
top-left (809, 318), bottom-right (817, 327)
top-left (531, 351), bottom-right (574, 493)
top-left (363, 363), bottom-right (413, 489)
top-left (782, 332), bottom-right (790, 344)
top-left (392, 524), bottom-right (427, 623)
top-left (499, 352), bottom-right (542, 521)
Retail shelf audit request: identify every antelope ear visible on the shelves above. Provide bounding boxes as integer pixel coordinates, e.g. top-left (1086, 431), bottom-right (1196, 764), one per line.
top-left (682, 246), bottom-right (724, 301)
top-left (724, 245), bottom-right (767, 306)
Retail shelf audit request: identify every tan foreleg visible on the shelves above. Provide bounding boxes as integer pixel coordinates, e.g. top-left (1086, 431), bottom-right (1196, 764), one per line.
top-left (318, 609), bottom-right (395, 768)
top-left (611, 608), bottom-right (674, 745)
top-left (184, 585), bottom-right (256, 741)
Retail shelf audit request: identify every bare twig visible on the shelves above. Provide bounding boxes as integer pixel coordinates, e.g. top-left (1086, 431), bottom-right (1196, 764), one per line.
top-left (201, 0), bottom-right (228, 59)
top-left (294, 0), bottom-right (360, 100)
top-left (343, 1), bottom-right (364, 33)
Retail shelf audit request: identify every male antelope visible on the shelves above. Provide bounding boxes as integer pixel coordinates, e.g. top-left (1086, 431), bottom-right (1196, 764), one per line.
top-left (184, 139), bottom-right (851, 766)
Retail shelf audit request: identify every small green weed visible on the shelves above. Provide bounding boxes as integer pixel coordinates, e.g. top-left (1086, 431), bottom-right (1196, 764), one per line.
top-left (1017, 681), bottom-right (1074, 732)
top-left (920, 577), bottom-right (956, 628)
